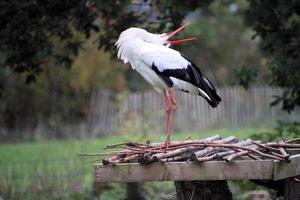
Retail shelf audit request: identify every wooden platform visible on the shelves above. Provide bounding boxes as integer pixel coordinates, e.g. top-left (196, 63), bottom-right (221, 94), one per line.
top-left (94, 154), bottom-right (300, 183)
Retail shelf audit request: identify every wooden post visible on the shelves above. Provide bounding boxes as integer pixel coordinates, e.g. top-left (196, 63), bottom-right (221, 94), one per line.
top-left (126, 182), bottom-right (146, 200)
top-left (283, 178), bottom-right (300, 200)
top-left (175, 180), bottom-right (232, 200)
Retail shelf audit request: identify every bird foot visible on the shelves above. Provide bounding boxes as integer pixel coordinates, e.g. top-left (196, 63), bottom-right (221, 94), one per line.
top-left (158, 141), bottom-right (171, 152)
top-left (164, 140), bottom-right (171, 151)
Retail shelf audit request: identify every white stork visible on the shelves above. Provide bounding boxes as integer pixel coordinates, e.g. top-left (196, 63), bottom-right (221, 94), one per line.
top-left (116, 23), bottom-right (221, 148)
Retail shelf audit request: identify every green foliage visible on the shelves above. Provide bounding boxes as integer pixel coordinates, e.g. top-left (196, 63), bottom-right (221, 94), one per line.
top-left (245, 0), bottom-right (300, 112)
top-left (179, 0), bottom-right (264, 85)
top-left (95, 0), bottom-right (213, 56)
top-left (232, 65), bottom-right (258, 89)
top-left (251, 121), bottom-right (300, 142)
top-left (0, 0), bottom-right (214, 92)
top-left (0, 40), bottom-right (124, 140)
top-left (0, 0), bottom-right (98, 90)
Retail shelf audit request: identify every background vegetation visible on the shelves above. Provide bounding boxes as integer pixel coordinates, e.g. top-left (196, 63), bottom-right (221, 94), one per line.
top-left (0, 0), bottom-right (275, 140)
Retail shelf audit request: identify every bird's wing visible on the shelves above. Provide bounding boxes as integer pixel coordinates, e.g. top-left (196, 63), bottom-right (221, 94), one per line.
top-left (140, 47), bottom-right (222, 107)
top-left (140, 46), bottom-right (190, 72)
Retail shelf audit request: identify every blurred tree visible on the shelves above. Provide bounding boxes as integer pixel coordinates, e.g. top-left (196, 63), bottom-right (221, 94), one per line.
top-left (0, 0), bottom-right (216, 140)
top-left (95, 0), bottom-right (213, 56)
top-left (0, 0), bottom-right (214, 94)
top-left (2, 0), bottom-right (298, 140)
top-left (0, 35), bottom-right (125, 140)
top-left (0, 0), bottom-right (98, 92)
top-left (232, 65), bottom-right (257, 89)
top-left (245, 0), bottom-right (300, 112)
top-left (179, 0), bottom-right (265, 85)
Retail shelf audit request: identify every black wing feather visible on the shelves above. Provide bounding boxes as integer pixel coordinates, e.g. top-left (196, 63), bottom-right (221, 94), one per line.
top-left (151, 56), bottom-right (222, 108)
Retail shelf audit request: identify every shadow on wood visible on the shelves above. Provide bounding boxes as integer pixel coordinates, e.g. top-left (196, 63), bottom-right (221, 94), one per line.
top-left (126, 182), bottom-right (146, 200)
top-left (175, 180), bottom-right (232, 200)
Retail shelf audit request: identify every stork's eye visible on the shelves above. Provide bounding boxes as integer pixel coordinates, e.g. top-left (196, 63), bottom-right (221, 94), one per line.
top-left (163, 42), bottom-right (171, 47)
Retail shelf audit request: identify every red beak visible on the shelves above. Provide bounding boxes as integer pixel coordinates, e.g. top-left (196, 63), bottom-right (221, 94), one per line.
top-left (165, 23), bottom-right (196, 45)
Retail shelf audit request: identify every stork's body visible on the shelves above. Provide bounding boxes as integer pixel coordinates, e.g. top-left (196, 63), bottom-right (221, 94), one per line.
top-left (116, 25), bottom-right (221, 147)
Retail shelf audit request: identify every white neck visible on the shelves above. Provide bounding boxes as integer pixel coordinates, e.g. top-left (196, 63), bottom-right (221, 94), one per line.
top-left (117, 38), bottom-right (145, 64)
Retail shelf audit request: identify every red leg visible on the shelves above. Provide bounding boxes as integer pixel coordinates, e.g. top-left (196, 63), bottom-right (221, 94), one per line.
top-left (166, 89), bottom-right (176, 147)
top-left (163, 90), bottom-right (171, 148)
top-left (169, 89), bottom-right (177, 111)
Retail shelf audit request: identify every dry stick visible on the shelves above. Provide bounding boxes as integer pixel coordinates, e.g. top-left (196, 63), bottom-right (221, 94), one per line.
top-left (196, 154), bottom-right (216, 162)
top-left (160, 153), bottom-right (191, 162)
top-left (138, 153), bottom-right (153, 164)
top-left (196, 139), bottom-right (261, 161)
top-left (251, 141), bottom-right (280, 152)
top-left (285, 148), bottom-right (300, 151)
top-left (196, 143), bottom-right (285, 160)
top-left (200, 135), bottom-right (222, 142)
top-left (153, 135), bottom-right (222, 150)
top-left (79, 152), bottom-right (124, 156)
top-left (279, 147), bottom-right (289, 158)
top-left (194, 139), bottom-right (256, 160)
top-left (105, 141), bottom-right (146, 149)
top-left (266, 142), bottom-right (300, 148)
top-left (151, 146), bottom-right (203, 161)
top-left (215, 139), bottom-right (254, 158)
top-left (248, 153), bottom-right (261, 160)
top-left (123, 154), bottom-right (140, 162)
top-left (225, 151), bottom-right (248, 162)
top-left (211, 136), bottom-right (237, 144)
top-left (225, 145), bottom-right (259, 162)
top-left (149, 140), bottom-right (194, 147)
top-left (104, 142), bottom-right (132, 149)
top-left (287, 138), bottom-right (300, 143)
top-left (122, 145), bottom-right (167, 154)
top-left (194, 139), bottom-right (257, 162)
top-left (231, 147), bottom-right (284, 160)
top-left (167, 140), bottom-right (237, 150)
top-left (225, 150), bottom-right (252, 162)
top-left (123, 146), bottom-right (142, 152)
top-left (96, 136), bottom-right (300, 164)
top-left (102, 155), bottom-right (119, 165)
top-left (150, 135), bottom-right (223, 160)
top-left (237, 139), bottom-right (251, 145)
top-left (215, 150), bottom-right (236, 158)
top-left (235, 146), bottom-right (260, 158)
top-left (192, 147), bottom-right (215, 160)
top-left (192, 136), bottom-right (237, 160)
top-left (270, 151), bottom-right (290, 160)
top-left (154, 141), bottom-right (276, 162)
top-left (149, 135), bottom-right (222, 147)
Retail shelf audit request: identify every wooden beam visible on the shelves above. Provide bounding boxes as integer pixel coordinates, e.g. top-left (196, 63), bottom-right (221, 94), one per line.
top-left (273, 154), bottom-right (300, 181)
top-left (94, 160), bottom-right (273, 183)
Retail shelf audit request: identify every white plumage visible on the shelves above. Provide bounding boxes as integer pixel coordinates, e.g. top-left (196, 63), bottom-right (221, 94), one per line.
top-left (116, 27), bottom-right (195, 94)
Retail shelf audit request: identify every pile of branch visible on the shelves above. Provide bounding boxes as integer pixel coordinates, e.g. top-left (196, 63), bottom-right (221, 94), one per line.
top-left (79, 135), bottom-right (300, 165)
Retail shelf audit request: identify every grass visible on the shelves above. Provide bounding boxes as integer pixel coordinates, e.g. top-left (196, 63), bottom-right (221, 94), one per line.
top-left (0, 127), bottom-right (270, 199)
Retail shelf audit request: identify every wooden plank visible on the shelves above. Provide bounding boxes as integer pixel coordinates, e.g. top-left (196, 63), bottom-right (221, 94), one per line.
top-left (273, 154), bottom-right (300, 181)
top-left (94, 160), bottom-right (273, 183)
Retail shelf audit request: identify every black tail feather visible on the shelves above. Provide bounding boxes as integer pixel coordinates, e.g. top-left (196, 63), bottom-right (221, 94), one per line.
top-left (198, 75), bottom-right (222, 108)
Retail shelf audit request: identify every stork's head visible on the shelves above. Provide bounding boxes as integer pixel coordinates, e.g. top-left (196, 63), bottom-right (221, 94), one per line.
top-left (116, 23), bottom-right (195, 63)
top-left (116, 23), bottom-right (195, 47)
